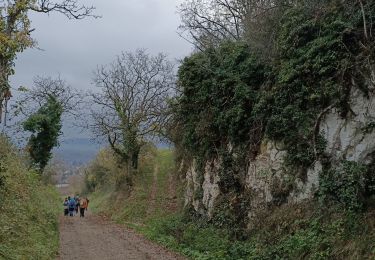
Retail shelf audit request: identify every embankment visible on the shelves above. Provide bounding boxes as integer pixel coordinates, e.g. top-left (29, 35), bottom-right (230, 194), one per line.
top-left (0, 136), bottom-right (60, 259)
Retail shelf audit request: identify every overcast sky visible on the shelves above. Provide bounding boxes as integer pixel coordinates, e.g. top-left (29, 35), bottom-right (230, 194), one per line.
top-left (9, 0), bottom-right (192, 139)
top-left (7, 0), bottom-right (192, 163)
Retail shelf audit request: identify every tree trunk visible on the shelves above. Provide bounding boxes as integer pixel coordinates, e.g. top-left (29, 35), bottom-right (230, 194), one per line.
top-left (131, 146), bottom-right (140, 170)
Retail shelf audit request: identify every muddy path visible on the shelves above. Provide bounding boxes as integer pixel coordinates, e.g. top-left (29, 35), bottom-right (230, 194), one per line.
top-left (57, 211), bottom-right (185, 260)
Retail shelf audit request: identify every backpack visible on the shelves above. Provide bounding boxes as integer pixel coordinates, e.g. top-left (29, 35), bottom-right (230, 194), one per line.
top-left (68, 199), bottom-right (76, 209)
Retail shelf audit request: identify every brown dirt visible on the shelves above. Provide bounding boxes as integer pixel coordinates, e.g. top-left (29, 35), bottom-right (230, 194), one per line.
top-left (57, 211), bottom-right (185, 260)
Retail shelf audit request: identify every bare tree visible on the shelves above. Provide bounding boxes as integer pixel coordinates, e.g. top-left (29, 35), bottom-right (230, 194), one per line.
top-left (178, 0), bottom-right (294, 52)
top-left (15, 75), bottom-right (83, 118)
top-left (89, 49), bottom-right (175, 174)
top-left (242, 0), bottom-right (295, 59)
top-left (0, 0), bottom-right (97, 124)
top-left (30, 0), bottom-right (96, 19)
top-left (5, 76), bottom-right (82, 159)
top-left (178, 0), bottom-right (245, 50)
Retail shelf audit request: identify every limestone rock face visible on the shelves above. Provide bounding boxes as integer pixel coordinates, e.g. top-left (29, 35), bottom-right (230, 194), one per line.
top-left (245, 143), bottom-right (320, 221)
top-left (184, 159), bottom-right (221, 217)
top-left (322, 89), bottom-right (375, 163)
top-left (245, 143), bottom-right (285, 215)
top-left (202, 159), bottom-right (221, 218)
top-left (185, 160), bottom-right (201, 213)
top-left (183, 88), bottom-right (375, 221)
top-left (288, 162), bottom-right (321, 203)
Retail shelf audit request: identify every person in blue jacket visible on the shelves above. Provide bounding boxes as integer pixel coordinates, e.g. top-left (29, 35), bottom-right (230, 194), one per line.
top-left (68, 196), bottom-right (76, 217)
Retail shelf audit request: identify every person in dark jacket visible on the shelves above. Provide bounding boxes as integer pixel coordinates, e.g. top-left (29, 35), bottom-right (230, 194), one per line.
top-left (75, 196), bottom-right (80, 215)
top-left (63, 198), bottom-right (69, 216)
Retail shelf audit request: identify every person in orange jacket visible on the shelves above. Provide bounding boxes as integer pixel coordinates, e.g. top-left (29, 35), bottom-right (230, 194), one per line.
top-left (79, 197), bottom-right (88, 217)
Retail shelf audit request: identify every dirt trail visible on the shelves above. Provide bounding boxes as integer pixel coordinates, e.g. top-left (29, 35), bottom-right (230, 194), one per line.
top-left (147, 165), bottom-right (159, 215)
top-left (57, 211), bottom-right (184, 260)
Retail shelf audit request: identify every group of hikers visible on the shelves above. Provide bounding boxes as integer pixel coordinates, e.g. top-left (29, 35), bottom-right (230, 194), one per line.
top-left (63, 196), bottom-right (89, 217)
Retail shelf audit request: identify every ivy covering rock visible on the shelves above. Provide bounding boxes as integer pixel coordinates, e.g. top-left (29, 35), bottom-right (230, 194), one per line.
top-left (171, 0), bottom-right (375, 224)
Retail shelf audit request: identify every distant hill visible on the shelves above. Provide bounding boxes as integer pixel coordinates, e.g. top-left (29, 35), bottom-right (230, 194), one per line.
top-left (53, 137), bottom-right (171, 166)
top-left (53, 138), bottom-right (102, 165)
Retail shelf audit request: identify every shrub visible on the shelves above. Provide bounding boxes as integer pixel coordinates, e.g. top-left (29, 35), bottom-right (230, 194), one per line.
top-left (319, 161), bottom-right (368, 211)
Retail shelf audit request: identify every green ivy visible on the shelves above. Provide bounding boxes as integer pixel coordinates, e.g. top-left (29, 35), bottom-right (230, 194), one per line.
top-left (319, 161), bottom-right (367, 211)
top-left (23, 96), bottom-right (63, 172)
top-left (175, 41), bottom-right (269, 160)
top-left (172, 0), bottom-right (375, 217)
top-left (258, 3), bottom-right (367, 168)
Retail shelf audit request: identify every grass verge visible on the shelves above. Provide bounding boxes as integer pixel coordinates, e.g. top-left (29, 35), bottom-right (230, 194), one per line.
top-left (0, 136), bottom-right (60, 260)
top-left (86, 148), bottom-right (374, 259)
top-left (139, 205), bottom-right (375, 259)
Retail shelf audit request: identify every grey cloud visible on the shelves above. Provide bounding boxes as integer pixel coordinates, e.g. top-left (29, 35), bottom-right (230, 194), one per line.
top-left (11, 0), bottom-right (191, 91)
top-left (7, 0), bottom-right (191, 162)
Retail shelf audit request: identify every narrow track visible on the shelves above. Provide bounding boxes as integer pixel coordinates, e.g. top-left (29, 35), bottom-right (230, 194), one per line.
top-left (57, 211), bottom-right (184, 260)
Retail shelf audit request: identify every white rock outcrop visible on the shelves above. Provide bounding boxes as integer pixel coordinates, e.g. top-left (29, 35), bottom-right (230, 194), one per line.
top-left (184, 88), bottom-right (375, 220)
